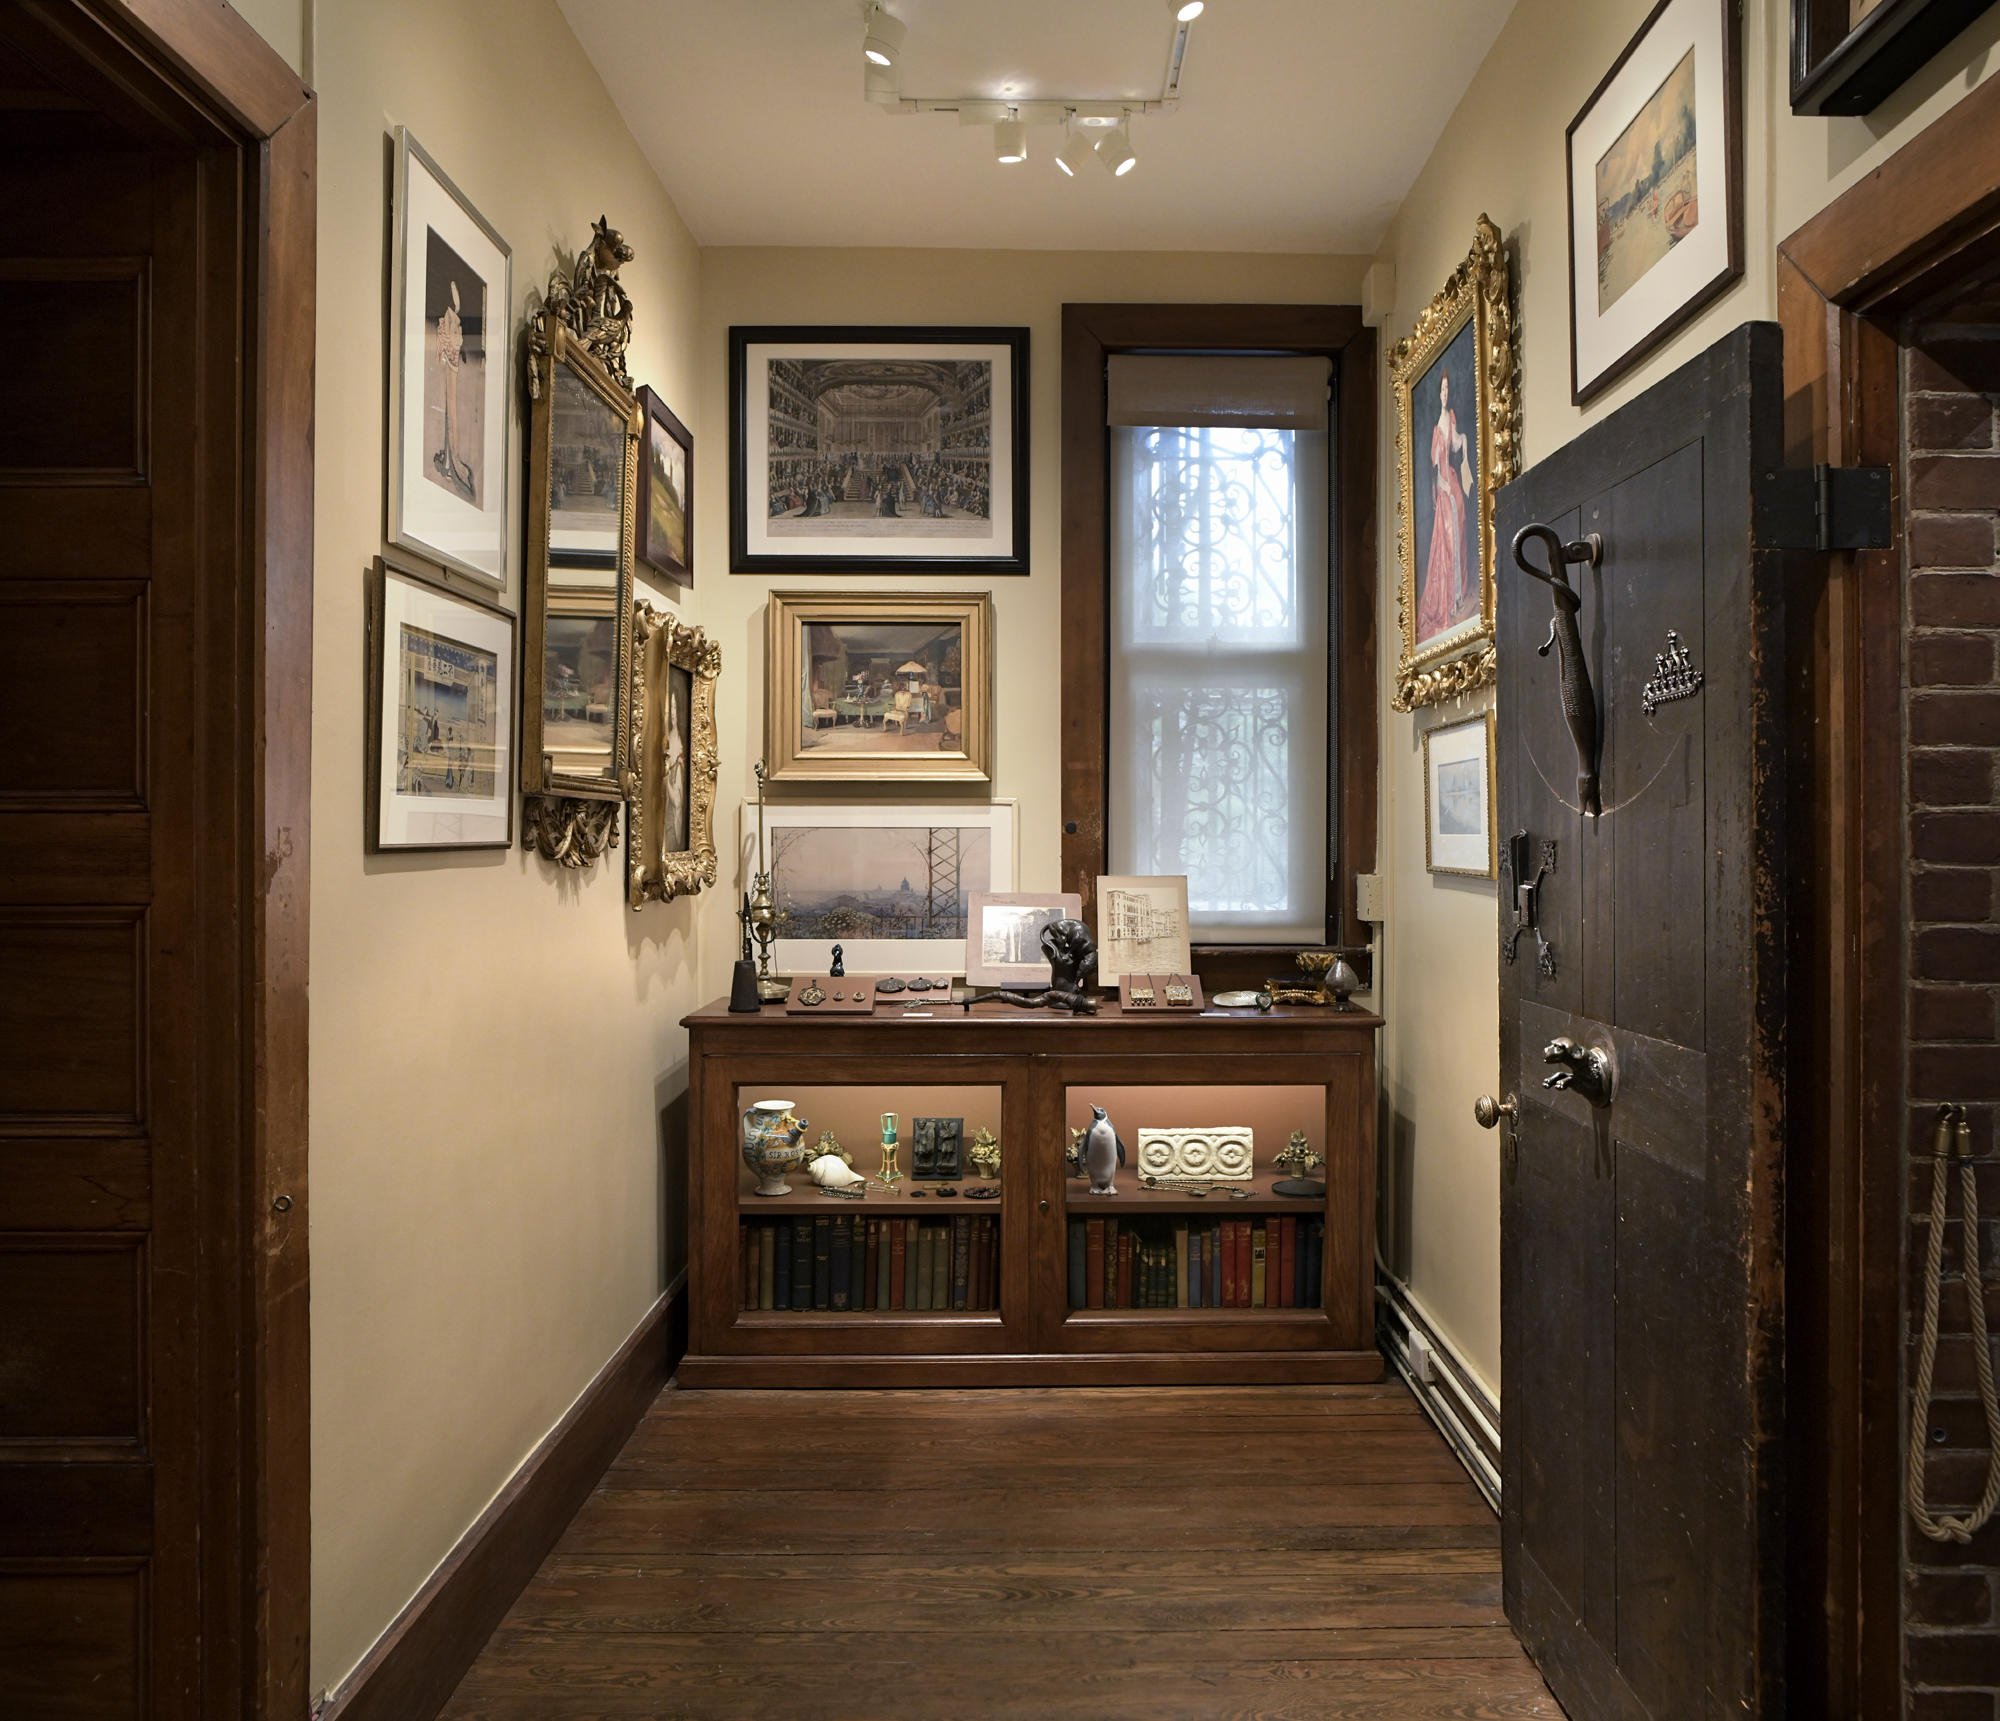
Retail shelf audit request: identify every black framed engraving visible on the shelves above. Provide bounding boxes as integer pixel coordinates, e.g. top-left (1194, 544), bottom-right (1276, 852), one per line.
top-left (1792, 0), bottom-right (1994, 115)
top-left (730, 325), bottom-right (1029, 576)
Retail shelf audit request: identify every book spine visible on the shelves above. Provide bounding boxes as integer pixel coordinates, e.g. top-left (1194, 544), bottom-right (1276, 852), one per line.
top-left (1174, 1222), bottom-right (1189, 1310)
top-left (1306, 1217), bottom-right (1322, 1306)
top-left (877, 1219), bottom-right (892, 1309)
top-left (812, 1215), bottom-right (832, 1310)
top-left (1292, 1215), bottom-right (1307, 1308)
top-left (774, 1220), bottom-right (792, 1310)
top-left (792, 1218), bottom-right (813, 1309)
top-left (1274, 1216), bottom-right (1291, 1309)
top-left (1251, 1220), bottom-right (1267, 1309)
top-left (861, 1220), bottom-right (877, 1311)
top-left (1067, 1218), bottom-right (1086, 1309)
top-left (1221, 1220), bottom-right (1237, 1308)
top-left (759, 1223), bottom-right (775, 1311)
top-left (1188, 1223), bottom-right (1202, 1308)
top-left (913, 1223), bottom-right (930, 1311)
top-left (743, 1224), bottom-right (757, 1310)
top-left (952, 1215), bottom-right (970, 1310)
top-left (1085, 1219), bottom-right (1106, 1310)
top-left (925, 1222), bottom-right (942, 1311)
top-left (891, 1218), bottom-right (907, 1310)
top-left (974, 1216), bottom-right (992, 1310)
top-left (830, 1216), bottom-right (852, 1310)
top-left (1107, 1219), bottom-right (1123, 1308)
top-left (1114, 1227), bottom-right (1131, 1310)
top-left (934, 1223), bottom-right (951, 1311)
top-left (1209, 1221), bottom-right (1222, 1308)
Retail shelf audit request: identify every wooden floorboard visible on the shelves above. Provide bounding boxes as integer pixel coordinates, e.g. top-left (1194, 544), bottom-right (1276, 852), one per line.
top-left (438, 1382), bottom-right (1561, 1720)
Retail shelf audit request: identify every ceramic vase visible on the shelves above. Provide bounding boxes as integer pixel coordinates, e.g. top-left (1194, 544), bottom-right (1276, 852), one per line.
top-left (741, 1100), bottom-right (809, 1196)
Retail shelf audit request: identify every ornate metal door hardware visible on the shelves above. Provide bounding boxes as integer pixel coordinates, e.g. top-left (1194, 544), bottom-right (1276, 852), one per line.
top-left (1642, 630), bottom-right (1704, 716)
top-left (1513, 523), bottom-right (1603, 816)
top-left (1500, 830), bottom-right (1557, 977)
top-left (1541, 1036), bottom-right (1615, 1108)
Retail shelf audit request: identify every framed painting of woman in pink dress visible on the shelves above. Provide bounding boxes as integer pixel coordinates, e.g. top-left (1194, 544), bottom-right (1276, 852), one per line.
top-left (1390, 214), bottom-right (1519, 712)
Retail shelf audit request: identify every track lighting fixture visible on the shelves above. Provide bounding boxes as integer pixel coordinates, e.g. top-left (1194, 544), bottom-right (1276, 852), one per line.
top-left (1054, 128), bottom-right (1096, 177)
top-left (1097, 126), bottom-right (1137, 177)
top-left (994, 112), bottom-right (1027, 164)
top-left (1176, 1), bottom-right (1205, 18)
top-left (861, 2), bottom-right (904, 68)
top-left (864, 58), bottom-right (900, 104)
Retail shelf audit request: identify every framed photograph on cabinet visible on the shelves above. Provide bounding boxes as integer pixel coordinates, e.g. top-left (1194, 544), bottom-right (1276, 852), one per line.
top-left (1390, 214), bottom-right (1517, 712)
top-left (1422, 709), bottom-right (1497, 879)
top-left (729, 325), bottom-right (1029, 576)
top-left (388, 128), bottom-right (511, 587)
top-left (1567, 0), bottom-right (1742, 403)
top-left (1791, 0), bottom-right (1991, 116)
top-left (746, 800), bottom-right (1017, 978)
top-left (627, 602), bottom-right (719, 907)
top-left (636, 384), bottom-right (693, 587)
top-left (965, 892), bottom-right (1083, 989)
top-left (367, 557), bottom-right (515, 851)
top-left (1094, 875), bottom-right (1192, 988)
top-left (764, 588), bottom-right (993, 785)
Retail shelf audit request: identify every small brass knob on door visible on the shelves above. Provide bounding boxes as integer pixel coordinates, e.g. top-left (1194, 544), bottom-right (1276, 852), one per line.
top-left (1473, 1094), bottom-right (1518, 1130)
top-left (1039, 1198), bottom-right (1050, 1214)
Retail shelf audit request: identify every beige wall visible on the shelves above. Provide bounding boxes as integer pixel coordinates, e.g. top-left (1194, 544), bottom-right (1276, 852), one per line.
top-left (1373, 0), bottom-right (2000, 1394)
top-left (289, 0), bottom-right (703, 1697)
top-left (691, 247), bottom-right (1368, 1000)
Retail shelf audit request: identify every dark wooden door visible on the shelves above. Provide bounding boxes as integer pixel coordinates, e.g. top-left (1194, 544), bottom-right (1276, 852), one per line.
top-left (1493, 324), bottom-right (1787, 1719)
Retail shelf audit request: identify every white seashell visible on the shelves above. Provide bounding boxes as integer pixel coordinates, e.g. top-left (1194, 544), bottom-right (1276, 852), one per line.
top-left (808, 1153), bottom-right (865, 1189)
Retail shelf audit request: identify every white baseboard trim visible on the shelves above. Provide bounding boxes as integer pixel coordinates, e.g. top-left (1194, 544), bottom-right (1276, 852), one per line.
top-left (1375, 1273), bottom-right (1500, 1513)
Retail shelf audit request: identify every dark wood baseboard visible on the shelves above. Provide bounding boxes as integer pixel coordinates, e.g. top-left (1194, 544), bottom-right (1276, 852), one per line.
top-left (322, 1276), bottom-right (687, 1721)
top-left (675, 1347), bottom-right (1383, 1389)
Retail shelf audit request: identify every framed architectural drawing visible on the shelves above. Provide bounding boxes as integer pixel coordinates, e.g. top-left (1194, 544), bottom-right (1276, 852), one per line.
top-left (367, 557), bottom-right (515, 851)
top-left (1390, 214), bottom-right (1517, 712)
top-left (1567, 0), bottom-right (1742, 402)
top-left (1790, 0), bottom-right (1988, 115)
top-left (388, 129), bottom-right (512, 587)
top-left (729, 325), bottom-right (1029, 576)
top-left (1094, 875), bottom-right (1192, 988)
top-left (965, 892), bottom-right (1083, 988)
top-left (627, 602), bottom-right (719, 907)
top-left (1422, 709), bottom-right (1497, 879)
top-left (764, 588), bottom-right (993, 785)
top-left (636, 384), bottom-right (693, 587)
top-left (746, 800), bottom-right (1017, 978)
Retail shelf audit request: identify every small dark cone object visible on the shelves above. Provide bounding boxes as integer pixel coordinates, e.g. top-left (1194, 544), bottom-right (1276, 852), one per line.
top-left (728, 959), bottom-right (763, 1013)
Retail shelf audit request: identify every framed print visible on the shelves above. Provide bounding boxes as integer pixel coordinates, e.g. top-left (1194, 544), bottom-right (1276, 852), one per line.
top-left (1094, 875), bottom-right (1192, 988)
top-left (764, 589), bottom-right (993, 785)
top-left (1422, 710), bottom-right (1498, 879)
top-left (367, 557), bottom-right (515, 850)
top-left (745, 800), bottom-right (1017, 978)
top-left (388, 129), bottom-right (511, 586)
top-left (636, 384), bottom-right (693, 587)
top-left (1390, 214), bottom-right (1518, 712)
top-left (1568, 0), bottom-right (1742, 404)
top-left (966, 892), bottom-right (1083, 989)
top-left (730, 325), bottom-right (1029, 575)
top-left (1791, 0), bottom-right (1991, 115)
top-left (628, 602), bottom-right (720, 906)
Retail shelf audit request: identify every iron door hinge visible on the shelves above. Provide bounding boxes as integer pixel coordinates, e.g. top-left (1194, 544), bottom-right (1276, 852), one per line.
top-left (1757, 462), bottom-right (1892, 551)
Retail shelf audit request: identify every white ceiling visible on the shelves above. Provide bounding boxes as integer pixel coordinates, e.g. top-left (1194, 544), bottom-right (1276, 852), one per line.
top-left (555, 0), bottom-right (1517, 254)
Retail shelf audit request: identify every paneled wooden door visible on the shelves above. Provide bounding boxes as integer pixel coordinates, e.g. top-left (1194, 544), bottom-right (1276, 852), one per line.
top-left (1490, 324), bottom-right (1788, 1719)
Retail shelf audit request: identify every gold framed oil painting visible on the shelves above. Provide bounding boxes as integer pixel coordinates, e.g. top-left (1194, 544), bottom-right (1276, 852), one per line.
top-left (763, 589), bottom-right (993, 785)
top-left (1390, 213), bottom-right (1518, 713)
top-left (626, 602), bottom-right (719, 907)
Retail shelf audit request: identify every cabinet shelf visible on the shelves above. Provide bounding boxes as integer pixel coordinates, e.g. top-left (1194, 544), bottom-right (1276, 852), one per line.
top-left (738, 1189), bottom-right (1003, 1215)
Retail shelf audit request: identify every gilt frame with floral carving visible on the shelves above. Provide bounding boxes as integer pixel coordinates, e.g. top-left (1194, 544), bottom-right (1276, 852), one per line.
top-left (626, 602), bottom-right (720, 906)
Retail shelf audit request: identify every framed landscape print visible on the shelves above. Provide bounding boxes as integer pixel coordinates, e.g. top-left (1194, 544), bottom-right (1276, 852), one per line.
top-left (367, 557), bottom-right (515, 851)
top-left (1791, 0), bottom-right (1990, 115)
top-left (747, 800), bottom-right (1018, 977)
top-left (1422, 709), bottom-right (1498, 879)
top-left (764, 589), bottom-right (993, 785)
top-left (965, 892), bottom-right (1083, 988)
top-left (1390, 214), bottom-right (1517, 712)
top-left (636, 384), bottom-right (693, 587)
top-left (729, 325), bottom-right (1029, 576)
top-left (1094, 875), bottom-right (1192, 988)
top-left (1568, 0), bottom-right (1742, 403)
top-left (627, 602), bottom-right (720, 907)
top-left (388, 129), bottom-right (511, 586)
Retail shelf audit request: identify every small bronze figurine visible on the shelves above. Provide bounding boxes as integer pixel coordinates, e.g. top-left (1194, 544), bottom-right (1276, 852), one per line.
top-left (989, 918), bottom-right (1100, 1015)
top-left (829, 944), bottom-right (845, 977)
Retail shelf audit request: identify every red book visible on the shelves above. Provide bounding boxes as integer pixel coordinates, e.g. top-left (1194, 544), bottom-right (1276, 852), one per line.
top-left (1274, 1216), bottom-right (1291, 1309)
top-left (1086, 1219), bottom-right (1106, 1309)
top-left (1117, 1229), bottom-right (1133, 1308)
top-left (890, 1219), bottom-right (907, 1310)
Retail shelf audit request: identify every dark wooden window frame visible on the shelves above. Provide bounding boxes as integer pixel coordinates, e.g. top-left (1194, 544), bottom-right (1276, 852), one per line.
top-left (1060, 304), bottom-right (1377, 986)
top-left (1777, 70), bottom-right (2000, 1717)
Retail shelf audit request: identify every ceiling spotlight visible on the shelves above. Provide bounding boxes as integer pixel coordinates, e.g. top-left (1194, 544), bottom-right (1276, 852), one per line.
top-left (995, 113), bottom-right (1027, 164)
top-left (1072, 103), bottom-right (1125, 128)
top-left (864, 58), bottom-right (901, 104)
top-left (1055, 129), bottom-right (1096, 177)
top-left (861, 3), bottom-right (905, 68)
top-left (1177, 0), bottom-right (1205, 17)
top-left (1098, 126), bottom-right (1137, 176)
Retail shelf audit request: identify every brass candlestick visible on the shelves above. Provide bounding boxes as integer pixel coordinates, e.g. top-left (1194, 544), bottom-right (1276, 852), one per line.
top-left (747, 761), bottom-right (789, 1002)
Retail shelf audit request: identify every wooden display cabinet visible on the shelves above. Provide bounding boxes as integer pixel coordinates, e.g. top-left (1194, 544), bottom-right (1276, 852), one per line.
top-left (680, 997), bottom-right (1384, 1387)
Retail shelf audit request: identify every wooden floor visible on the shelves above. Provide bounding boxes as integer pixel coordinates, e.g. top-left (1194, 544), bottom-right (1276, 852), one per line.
top-left (438, 1382), bottom-right (1561, 1720)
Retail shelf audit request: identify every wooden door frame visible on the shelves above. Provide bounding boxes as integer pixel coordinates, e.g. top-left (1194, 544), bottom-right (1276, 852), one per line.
top-left (2, 2), bottom-right (316, 1713)
top-left (1778, 71), bottom-right (2000, 1717)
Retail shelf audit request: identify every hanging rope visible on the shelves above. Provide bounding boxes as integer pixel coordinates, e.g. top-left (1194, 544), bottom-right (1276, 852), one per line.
top-left (1908, 1104), bottom-right (2000, 1543)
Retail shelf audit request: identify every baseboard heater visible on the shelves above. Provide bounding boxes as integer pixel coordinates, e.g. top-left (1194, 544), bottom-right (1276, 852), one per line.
top-left (1375, 1273), bottom-right (1501, 1513)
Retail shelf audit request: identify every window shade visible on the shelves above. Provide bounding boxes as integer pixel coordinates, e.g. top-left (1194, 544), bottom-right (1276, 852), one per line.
top-left (1106, 355), bottom-right (1331, 430)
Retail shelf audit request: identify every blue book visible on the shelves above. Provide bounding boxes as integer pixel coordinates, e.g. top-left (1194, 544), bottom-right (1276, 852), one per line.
top-left (774, 1221), bottom-right (792, 1310)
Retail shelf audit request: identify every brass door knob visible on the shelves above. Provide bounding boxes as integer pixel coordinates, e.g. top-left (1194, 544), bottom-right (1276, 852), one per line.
top-left (1474, 1094), bottom-right (1518, 1130)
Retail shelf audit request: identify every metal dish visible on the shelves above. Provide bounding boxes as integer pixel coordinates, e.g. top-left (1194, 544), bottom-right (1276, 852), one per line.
top-left (1211, 989), bottom-right (1264, 1008)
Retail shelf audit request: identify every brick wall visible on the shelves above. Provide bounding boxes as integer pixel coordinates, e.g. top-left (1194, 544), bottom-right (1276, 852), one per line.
top-left (1903, 316), bottom-right (2000, 1718)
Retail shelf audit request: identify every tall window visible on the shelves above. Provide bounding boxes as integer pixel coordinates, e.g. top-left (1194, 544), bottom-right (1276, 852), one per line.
top-left (1106, 357), bottom-right (1330, 944)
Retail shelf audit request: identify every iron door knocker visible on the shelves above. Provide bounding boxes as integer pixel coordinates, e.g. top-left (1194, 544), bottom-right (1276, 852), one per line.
top-left (1513, 523), bottom-right (1603, 817)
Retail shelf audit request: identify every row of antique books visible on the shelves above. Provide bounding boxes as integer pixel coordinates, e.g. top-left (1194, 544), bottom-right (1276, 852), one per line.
top-left (741, 1215), bottom-right (1000, 1312)
top-left (1066, 1215), bottom-right (1323, 1310)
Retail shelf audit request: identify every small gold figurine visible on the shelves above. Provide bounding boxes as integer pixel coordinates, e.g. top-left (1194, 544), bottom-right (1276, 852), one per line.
top-left (877, 1112), bottom-right (904, 1185)
top-left (1066, 1126), bottom-right (1088, 1178)
top-left (968, 1127), bottom-right (1002, 1180)
top-left (1273, 1130), bottom-right (1326, 1196)
top-left (813, 1129), bottom-right (853, 1169)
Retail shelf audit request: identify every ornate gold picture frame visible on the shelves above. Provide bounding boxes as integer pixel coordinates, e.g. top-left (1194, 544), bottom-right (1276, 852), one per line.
top-left (1390, 214), bottom-right (1518, 712)
top-left (626, 602), bottom-right (720, 907)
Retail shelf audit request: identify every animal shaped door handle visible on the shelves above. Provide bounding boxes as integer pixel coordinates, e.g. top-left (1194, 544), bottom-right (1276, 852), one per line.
top-left (1512, 523), bottom-right (1603, 816)
top-left (1541, 1036), bottom-right (1615, 1108)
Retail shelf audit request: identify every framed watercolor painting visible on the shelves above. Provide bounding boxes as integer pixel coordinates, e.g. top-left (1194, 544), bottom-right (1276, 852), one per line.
top-left (1422, 709), bottom-right (1497, 879)
top-left (763, 589), bottom-right (993, 786)
top-left (367, 557), bottom-right (515, 851)
top-left (636, 384), bottom-right (693, 587)
top-left (729, 325), bottom-right (1029, 576)
top-left (1389, 214), bottom-right (1518, 713)
top-left (1568, 0), bottom-right (1742, 403)
top-left (388, 129), bottom-right (512, 587)
top-left (745, 800), bottom-right (1018, 978)
top-left (965, 892), bottom-right (1084, 989)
